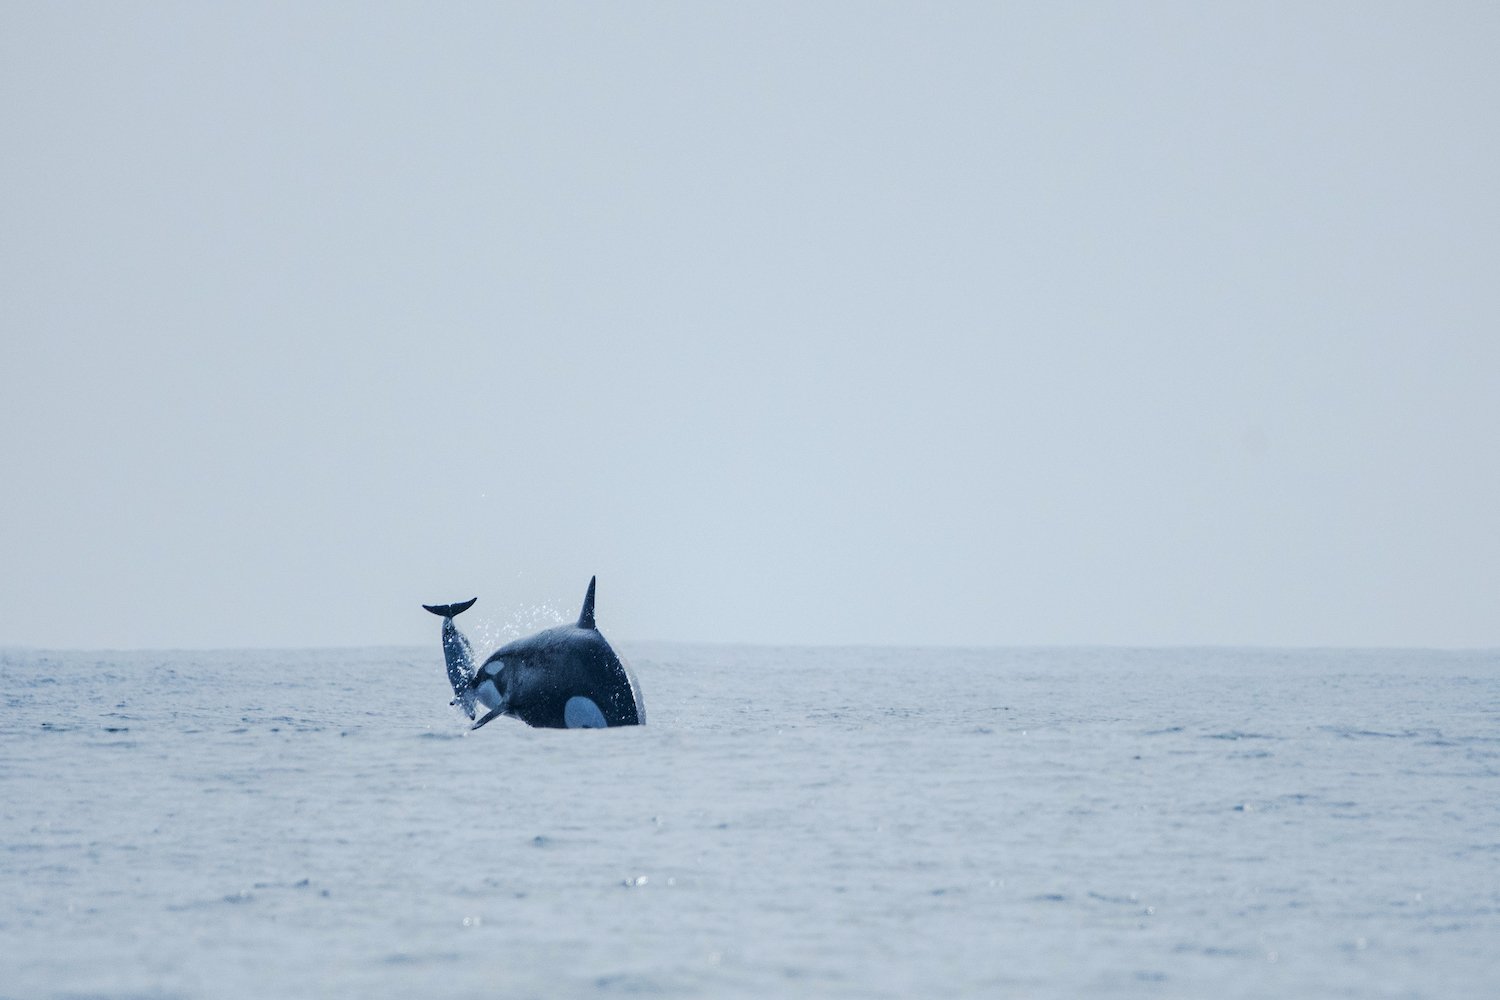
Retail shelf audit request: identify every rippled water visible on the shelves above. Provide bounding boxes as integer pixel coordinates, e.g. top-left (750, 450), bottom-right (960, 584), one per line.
top-left (3, 645), bottom-right (1498, 998)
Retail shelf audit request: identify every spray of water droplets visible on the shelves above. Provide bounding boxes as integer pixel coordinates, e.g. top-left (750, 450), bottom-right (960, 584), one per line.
top-left (465, 603), bottom-right (568, 658)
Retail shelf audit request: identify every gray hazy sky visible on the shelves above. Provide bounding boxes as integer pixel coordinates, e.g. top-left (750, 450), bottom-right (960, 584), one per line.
top-left (3, 3), bottom-right (1497, 649)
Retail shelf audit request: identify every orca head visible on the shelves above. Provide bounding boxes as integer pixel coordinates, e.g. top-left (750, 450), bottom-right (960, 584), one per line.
top-left (468, 656), bottom-right (512, 713)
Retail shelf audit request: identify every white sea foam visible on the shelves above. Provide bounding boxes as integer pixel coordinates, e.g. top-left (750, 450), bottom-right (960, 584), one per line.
top-left (2, 645), bottom-right (1498, 997)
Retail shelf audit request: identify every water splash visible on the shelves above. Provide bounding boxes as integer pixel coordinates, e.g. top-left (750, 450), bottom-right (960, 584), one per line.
top-left (466, 603), bottom-right (567, 658)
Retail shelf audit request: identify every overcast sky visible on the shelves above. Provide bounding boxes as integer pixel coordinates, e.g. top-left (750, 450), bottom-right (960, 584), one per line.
top-left (2, 2), bottom-right (1497, 649)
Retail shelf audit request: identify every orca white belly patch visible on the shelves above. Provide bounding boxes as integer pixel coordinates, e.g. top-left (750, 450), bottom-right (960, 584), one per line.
top-left (564, 695), bottom-right (607, 729)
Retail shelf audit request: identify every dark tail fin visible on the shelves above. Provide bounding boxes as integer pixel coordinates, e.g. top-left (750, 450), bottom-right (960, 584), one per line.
top-left (577, 576), bottom-right (597, 630)
top-left (423, 598), bottom-right (477, 619)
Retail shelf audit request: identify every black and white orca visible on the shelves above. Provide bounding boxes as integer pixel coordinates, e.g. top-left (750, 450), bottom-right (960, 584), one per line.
top-left (422, 577), bottom-right (645, 730)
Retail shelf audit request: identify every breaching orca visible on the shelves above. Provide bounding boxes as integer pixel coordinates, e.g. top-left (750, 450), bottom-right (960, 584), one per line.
top-left (422, 577), bottom-right (645, 730)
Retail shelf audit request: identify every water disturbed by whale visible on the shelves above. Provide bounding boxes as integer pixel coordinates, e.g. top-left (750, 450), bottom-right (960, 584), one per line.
top-left (423, 577), bottom-right (646, 730)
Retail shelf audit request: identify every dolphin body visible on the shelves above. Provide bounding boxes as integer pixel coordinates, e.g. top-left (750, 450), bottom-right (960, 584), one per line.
top-left (422, 577), bottom-right (645, 731)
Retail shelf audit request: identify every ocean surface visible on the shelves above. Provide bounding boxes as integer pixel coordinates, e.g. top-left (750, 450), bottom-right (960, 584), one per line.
top-left (2, 642), bottom-right (1498, 998)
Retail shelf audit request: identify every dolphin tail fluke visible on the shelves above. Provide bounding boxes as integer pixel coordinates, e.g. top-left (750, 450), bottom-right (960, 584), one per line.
top-left (578, 576), bottom-right (597, 630)
top-left (423, 598), bottom-right (477, 619)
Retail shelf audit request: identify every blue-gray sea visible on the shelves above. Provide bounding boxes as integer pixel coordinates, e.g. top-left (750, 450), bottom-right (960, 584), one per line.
top-left (3, 643), bottom-right (1499, 998)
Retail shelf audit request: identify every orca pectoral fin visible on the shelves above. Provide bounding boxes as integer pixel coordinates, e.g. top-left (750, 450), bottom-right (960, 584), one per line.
top-left (471, 706), bottom-right (506, 731)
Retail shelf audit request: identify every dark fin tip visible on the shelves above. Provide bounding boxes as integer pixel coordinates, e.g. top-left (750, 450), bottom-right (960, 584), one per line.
top-left (423, 597), bottom-right (477, 619)
top-left (472, 706), bottom-right (504, 730)
top-left (577, 576), bottom-right (597, 630)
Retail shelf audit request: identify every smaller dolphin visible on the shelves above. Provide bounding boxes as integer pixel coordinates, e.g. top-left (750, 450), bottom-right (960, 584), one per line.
top-left (421, 597), bottom-right (479, 719)
top-left (423, 577), bottom-right (645, 730)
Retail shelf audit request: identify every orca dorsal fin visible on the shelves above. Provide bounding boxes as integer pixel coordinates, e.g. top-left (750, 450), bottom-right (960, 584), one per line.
top-left (578, 576), bottom-right (597, 630)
